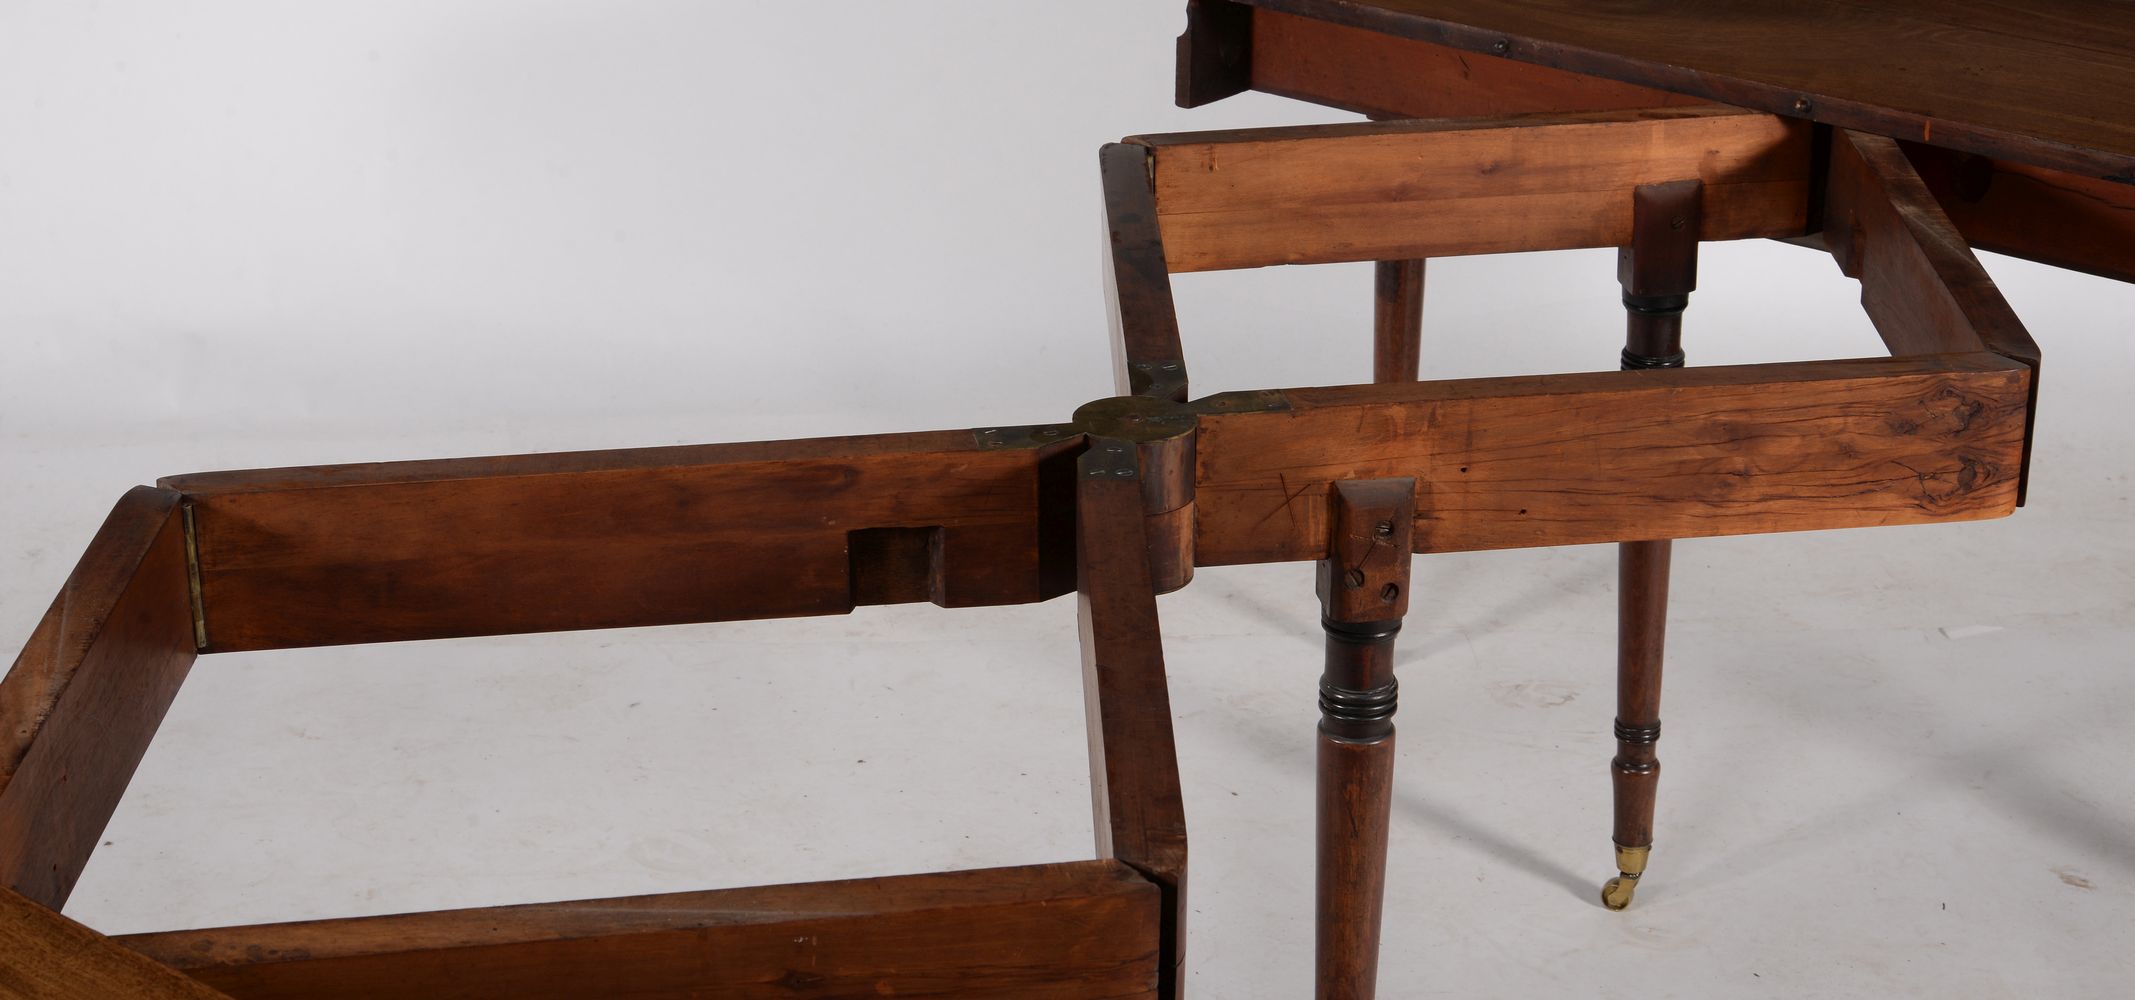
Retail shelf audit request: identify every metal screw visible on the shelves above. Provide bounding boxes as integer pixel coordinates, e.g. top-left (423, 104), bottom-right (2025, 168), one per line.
top-left (1793, 96), bottom-right (1813, 114)
top-left (1161, 362), bottom-right (1180, 371)
top-left (1113, 468), bottom-right (1134, 478)
top-left (1374, 520), bottom-right (1394, 537)
top-left (1344, 569), bottom-right (1365, 589)
top-left (1670, 216), bottom-right (1687, 230)
top-left (1492, 39), bottom-right (1510, 54)
top-left (1380, 583), bottom-right (1401, 603)
top-left (1038, 427), bottom-right (1060, 437)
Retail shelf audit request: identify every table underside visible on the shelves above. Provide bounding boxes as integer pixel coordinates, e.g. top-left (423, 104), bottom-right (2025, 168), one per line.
top-left (0, 66), bottom-right (2052, 1000)
top-left (1182, 0), bottom-right (2135, 285)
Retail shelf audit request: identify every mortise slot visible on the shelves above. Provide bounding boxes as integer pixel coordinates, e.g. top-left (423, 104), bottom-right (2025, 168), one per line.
top-left (849, 526), bottom-right (942, 607)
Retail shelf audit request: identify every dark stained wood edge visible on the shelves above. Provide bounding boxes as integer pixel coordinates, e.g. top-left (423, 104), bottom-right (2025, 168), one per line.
top-left (1077, 443), bottom-right (1189, 999)
top-left (1825, 129), bottom-right (2043, 502)
top-left (1191, 354), bottom-right (2031, 564)
top-left (1247, 7), bottom-right (1701, 121)
top-left (158, 429), bottom-right (984, 495)
top-left (1904, 143), bottom-right (2135, 286)
top-left (1236, 0), bottom-right (2135, 183)
top-left (0, 486), bottom-right (196, 910)
top-left (1177, 0), bottom-right (1254, 108)
top-left (1101, 143), bottom-right (1190, 401)
top-left (163, 429), bottom-right (1082, 652)
top-left (1127, 102), bottom-right (1753, 148)
top-left (1371, 260), bottom-right (1425, 384)
top-left (118, 861), bottom-right (1161, 1000)
top-left (2, 885), bottom-right (235, 999)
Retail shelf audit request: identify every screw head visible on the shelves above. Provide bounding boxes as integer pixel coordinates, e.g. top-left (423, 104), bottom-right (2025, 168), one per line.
top-left (1344, 569), bottom-right (1366, 589)
top-left (1492, 39), bottom-right (1510, 54)
top-left (1380, 583), bottom-right (1401, 603)
top-left (1374, 520), bottom-right (1395, 538)
top-left (1113, 468), bottom-right (1134, 478)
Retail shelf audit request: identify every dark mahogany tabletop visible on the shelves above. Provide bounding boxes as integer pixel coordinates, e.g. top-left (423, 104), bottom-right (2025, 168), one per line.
top-left (1241, 0), bottom-right (2135, 181)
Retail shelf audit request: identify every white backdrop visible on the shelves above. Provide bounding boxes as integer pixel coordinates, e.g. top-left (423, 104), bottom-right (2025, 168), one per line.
top-left (4, 3), bottom-right (2134, 997)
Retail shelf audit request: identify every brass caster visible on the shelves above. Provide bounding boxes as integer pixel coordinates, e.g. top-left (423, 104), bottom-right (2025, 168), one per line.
top-left (1601, 843), bottom-right (1650, 911)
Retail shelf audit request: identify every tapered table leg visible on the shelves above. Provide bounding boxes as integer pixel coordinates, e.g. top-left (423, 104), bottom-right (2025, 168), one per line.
top-left (1604, 179), bottom-right (1700, 911)
top-left (1314, 479), bottom-right (1415, 1000)
top-left (1372, 260), bottom-right (1425, 383)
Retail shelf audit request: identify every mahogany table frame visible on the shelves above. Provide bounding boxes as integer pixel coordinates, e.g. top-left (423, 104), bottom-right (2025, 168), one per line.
top-left (0, 38), bottom-right (2045, 1000)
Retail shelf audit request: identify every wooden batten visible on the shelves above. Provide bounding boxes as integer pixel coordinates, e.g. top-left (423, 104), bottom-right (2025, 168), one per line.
top-left (1101, 142), bottom-right (1190, 401)
top-left (1191, 354), bottom-right (2030, 565)
top-left (1824, 129), bottom-right (2043, 500)
top-left (1130, 107), bottom-right (1812, 272)
top-left (0, 486), bottom-right (197, 910)
top-left (1076, 449), bottom-right (1189, 997)
top-left (160, 431), bottom-right (1081, 652)
top-left (119, 861), bottom-right (1162, 1000)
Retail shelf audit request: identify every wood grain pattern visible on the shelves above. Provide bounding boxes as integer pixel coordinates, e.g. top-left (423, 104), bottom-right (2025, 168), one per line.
top-left (1191, 355), bottom-right (2030, 565)
top-left (1825, 129), bottom-right (2043, 500)
top-left (161, 431), bottom-right (1079, 652)
top-left (0, 487), bottom-right (196, 910)
top-left (1130, 107), bottom-right (1810, 272)
top-left (1077, 446), bottom-right (1189, 998)
top-left (1102, 143), bottom-right (1189, 401)
top-left (1, 885), bottom-right (233, 999)
top-left (1252, 8), bottom-right (1700, 120)
top-left (1239, 0), bottom-right (2135, 181)
top-left (1904, 144), bottom-right (2135, 286)
top-left (119, 861), bottom-right (1160, 1000)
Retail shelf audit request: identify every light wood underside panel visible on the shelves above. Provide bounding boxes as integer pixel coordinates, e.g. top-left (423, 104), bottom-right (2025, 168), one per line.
top-left (1131, 107), bottom-right (1812, 272)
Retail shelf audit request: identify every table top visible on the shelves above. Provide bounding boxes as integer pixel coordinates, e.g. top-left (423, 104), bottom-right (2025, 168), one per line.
top-left (1243, 0), bottom-right (2135, 181)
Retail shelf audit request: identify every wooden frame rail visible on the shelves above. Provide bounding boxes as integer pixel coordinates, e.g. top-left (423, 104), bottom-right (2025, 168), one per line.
top-left (116, 862), bottom-right (1159, 1000)
top-left (4, 90), bottom-right (2044, 997)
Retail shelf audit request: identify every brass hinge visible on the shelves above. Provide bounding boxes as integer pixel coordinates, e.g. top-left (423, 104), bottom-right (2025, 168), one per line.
top-left (181, 503), bottom-right (207, 650)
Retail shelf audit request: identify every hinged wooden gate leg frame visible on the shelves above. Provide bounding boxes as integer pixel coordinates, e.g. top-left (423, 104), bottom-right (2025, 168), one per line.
top-left (3, 104), bottom-right (2042, 997)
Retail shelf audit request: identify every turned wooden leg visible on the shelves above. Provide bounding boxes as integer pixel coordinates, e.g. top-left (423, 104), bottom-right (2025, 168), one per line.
top-left (1604, 179), bottom-right (1700, 911)
top-left (1372, 260), bottom-right (1425, 383)
top-left (1606, 539), bottom-right (1668, 910)
top-left (1314, 479), bottom-right (1414, 1000)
